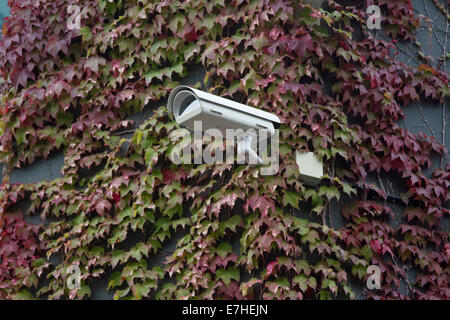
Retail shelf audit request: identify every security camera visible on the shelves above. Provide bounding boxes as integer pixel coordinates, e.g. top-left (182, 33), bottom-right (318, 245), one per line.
top-left (168, 86), bottom-right (280, 135)
top-left (168, 86), bottom-right (281, 164)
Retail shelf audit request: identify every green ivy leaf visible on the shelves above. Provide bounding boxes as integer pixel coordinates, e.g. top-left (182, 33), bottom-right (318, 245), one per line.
top-left (283, 190), bottom-right (301, 209)
top-left (216, 267), bottom-right (240, 286)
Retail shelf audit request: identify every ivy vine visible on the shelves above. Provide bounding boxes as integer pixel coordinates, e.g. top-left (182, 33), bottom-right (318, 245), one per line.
top-left (0, 0), bottom-right (448, 300)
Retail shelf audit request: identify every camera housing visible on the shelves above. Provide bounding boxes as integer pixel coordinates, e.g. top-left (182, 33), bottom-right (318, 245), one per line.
top-left (168, 85), bottom-right (281, 164)
top-left (168, 86), bottom-right (281, 136)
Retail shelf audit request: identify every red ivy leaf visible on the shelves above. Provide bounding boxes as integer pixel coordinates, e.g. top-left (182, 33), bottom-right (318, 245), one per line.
top-left (294, 33), bottom-right (313, 60)
top-left (183, 25), bottom-right (198, 42)
top-left (113, 193), bottom-right (120, 204)
top-left (245, 195), bottom-right (276, 216)
top-left (265, 261), bottom-right (277, 279)
top-left (370, 239), bottom-right (382, 255)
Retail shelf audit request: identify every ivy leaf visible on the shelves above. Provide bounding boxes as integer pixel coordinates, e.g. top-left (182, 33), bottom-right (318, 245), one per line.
top-left (111, 250), bottom-right (126, 268)
top-left (215, 242), bottom-right (232, 260)
top-left (266, 277), bottom-right (290, 293)
top-left (342, 182), bottom-right (357, 196)
top-left (351, 263), bottom-right (366, 280)
top-left (108, 271), bottom-right (123, 290)
top-left (95, 200), bottom-right (112, 216)
top-left (145, 148), bottom-right (159, 166)
top-left (211, 191), bottom-right (241, 216)
top-left (360, 244), bottom-right (372, 261)
top-left (321, 278), bottom-right (337, 294)
top-left (265, 261), bottom-right (277, 279)
top-left (317, 290), bottom-right (331, 300)
top-left (219, 215), bottom-right (244, 234)
top-left (293, 274), bottom-right (316, 291)
top-left (144, 63), bottom-right (184, 85)
top-left (216, 267), bottom-right (240, 286)
top-left (283, 190), bottom-right (301, 209)
top-left (84, 56), bottom-right (106, 74)
top-left (79, 26), bottom-right (93, 42)
top-left (318, 185), bottom-right (340, 201)
top-left (77, 284), bottom-right (91, 299)
top-left (15, 127), bottom-right (27, 145)
top-left (370, 239), bottom-right (382, 255)
top-left (245, 195), bottom-right (276, 216)
top-left (294, 34), bottom-right (314, 60)
top-left (294, 260), bottom-right (311, 276)
top-left (13, 289), bottom-right (33, 300)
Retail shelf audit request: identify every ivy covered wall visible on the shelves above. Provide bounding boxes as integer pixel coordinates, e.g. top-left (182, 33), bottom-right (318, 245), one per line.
top-left (0, 0), bottom-right (448, 300)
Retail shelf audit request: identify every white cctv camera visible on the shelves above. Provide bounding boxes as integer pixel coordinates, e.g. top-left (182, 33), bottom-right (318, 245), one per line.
top-left (168, 86), bottom-right (281, 164)
top-left (168, 86), bottom-right (280, 135)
